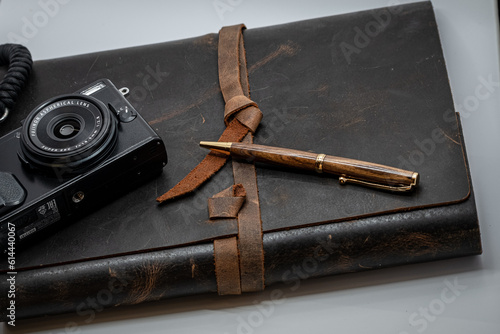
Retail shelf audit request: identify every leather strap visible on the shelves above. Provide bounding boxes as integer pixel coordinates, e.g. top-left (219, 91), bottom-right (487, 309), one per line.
top-left (217, 25), bottom-right (265, 293)
top-left (209, 184), bottom-right (245, 295)
top-left (208, 153), bottom-right (264, 295)
top-left (218, 25), bottom-right (262, 132)
top-left (232, 134), bottom-right (265, 292)
top-left (208, 184), bottom-right (246, 218)
top-left (156, 119), bottom-right (247, 203)
top-left (158, 24), bottom-right (265, 294)
top-left (156, 24), bottom-right (262, 203)
top-left (214, 237), bottom-right (241, 295)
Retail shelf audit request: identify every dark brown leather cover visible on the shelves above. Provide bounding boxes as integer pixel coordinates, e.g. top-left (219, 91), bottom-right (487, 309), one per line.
top-left (0, 1), bottom-right (481, 320)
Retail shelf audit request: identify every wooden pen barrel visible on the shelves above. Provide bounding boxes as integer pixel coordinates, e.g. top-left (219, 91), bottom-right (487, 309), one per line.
top-left (321, 155), bottom-right (416, 187)
top-left (230, 143), bottom-right (417, 187)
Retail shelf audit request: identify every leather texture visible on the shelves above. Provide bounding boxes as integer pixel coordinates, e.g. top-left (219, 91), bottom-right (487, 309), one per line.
top-left (246, 6), bottom-right (470, 231)
top-left (0, 2), bottom-right (481, 320)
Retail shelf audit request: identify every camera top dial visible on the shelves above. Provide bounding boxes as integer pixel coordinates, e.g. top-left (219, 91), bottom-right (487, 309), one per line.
top-left (19, 94), bottom-right (118, 177)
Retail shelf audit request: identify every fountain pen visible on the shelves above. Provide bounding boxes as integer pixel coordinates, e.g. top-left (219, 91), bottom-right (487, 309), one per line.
top-left (200, 141), bottom-right (419, 192)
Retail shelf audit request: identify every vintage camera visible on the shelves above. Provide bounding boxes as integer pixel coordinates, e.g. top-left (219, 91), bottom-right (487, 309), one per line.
top-left (0, 79), bottom-right (168, 252)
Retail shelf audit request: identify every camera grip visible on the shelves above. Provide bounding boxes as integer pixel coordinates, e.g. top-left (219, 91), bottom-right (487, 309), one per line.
top-left (0, 172), bottom-right (26, 215)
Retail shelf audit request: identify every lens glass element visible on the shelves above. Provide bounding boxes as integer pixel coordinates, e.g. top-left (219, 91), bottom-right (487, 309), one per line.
top-left (54, 118), bottom-right (81, 139)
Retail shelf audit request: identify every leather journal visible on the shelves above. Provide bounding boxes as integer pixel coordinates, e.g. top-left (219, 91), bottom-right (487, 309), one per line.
top-left (0, 1), bottom-right (482, 320)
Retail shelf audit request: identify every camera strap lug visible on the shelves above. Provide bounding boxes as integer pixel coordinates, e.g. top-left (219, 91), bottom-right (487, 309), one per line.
top-left (119, 87), bottom-right (129, 97)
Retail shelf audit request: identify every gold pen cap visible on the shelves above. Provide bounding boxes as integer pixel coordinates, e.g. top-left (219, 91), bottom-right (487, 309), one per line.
top-left (199, 141), bottom-right (232, 154)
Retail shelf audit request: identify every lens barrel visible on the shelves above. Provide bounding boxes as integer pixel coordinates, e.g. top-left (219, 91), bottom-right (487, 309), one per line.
top-left (20, 94), bottom-right (117, 176)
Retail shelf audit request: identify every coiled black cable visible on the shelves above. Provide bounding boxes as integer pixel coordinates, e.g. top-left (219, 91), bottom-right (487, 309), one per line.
top-left (0, 44), bottom-right (32, 123)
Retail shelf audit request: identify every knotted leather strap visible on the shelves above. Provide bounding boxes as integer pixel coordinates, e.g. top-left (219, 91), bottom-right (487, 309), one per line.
top-left (210, 164), bottom-right (264, 295)
top-left (219, 25), bottom-right (262, 132)
top-left (208, 184), bottom-right (246, 218)
top-left (156, 24), bottom-right (262, 203)
top-left (216, 25), bottom-right (264, 294)
top-left (210, 184), bottom-right (246, 295)
top-left (156, 24), bottom-right (265, 295)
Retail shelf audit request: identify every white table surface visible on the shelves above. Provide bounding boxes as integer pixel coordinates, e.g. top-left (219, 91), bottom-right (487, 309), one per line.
top-left (1, 0), bottom-right (499, 333)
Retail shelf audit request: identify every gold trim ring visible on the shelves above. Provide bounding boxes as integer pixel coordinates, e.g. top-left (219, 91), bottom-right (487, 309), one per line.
top-left (315, 154), bottom-right (326, 173)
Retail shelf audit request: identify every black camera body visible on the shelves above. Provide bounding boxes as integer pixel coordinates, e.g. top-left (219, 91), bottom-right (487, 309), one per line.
top-left (0, 79), bottom-right (168, 251)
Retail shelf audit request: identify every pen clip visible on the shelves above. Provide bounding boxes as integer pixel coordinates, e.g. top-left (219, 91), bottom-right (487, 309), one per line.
top-left (338, 176), bottom-right (416, 192)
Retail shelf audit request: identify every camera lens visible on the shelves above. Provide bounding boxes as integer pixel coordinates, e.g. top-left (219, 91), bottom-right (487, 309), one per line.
top-left (20, 94), bottom-right (118, 176)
